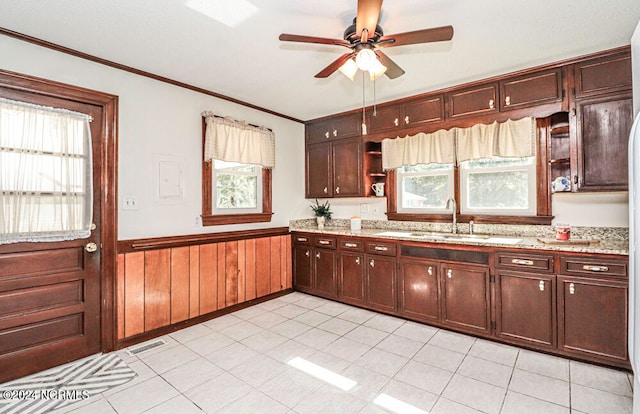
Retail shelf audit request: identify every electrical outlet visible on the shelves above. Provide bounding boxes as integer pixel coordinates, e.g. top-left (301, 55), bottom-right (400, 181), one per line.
top-left (372, 206), bottom-right (379, 214)
top-left (360, 203), bottom-right (370, 213)
top-left (122, 196), bottom-right (139, 210)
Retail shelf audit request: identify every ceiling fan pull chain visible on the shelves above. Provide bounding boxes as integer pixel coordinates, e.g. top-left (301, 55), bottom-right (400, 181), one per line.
top-left (361, 71), bottom-right (368, 135)
top-left (373, 77), bottom-right (377, 117)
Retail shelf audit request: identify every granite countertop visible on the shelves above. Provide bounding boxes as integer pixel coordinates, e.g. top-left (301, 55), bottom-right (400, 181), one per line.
top-left (290, 219), bottom-right (629, 256)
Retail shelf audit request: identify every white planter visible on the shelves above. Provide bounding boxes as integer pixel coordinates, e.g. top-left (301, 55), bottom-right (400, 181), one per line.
top-left (316, 216), bottom-right (326, 229)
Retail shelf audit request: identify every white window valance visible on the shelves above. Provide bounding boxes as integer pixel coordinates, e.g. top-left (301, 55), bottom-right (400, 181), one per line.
top-left (382, 117), bottom-right (536, 170)
top-left (202, 111), bottom-right (275, 169)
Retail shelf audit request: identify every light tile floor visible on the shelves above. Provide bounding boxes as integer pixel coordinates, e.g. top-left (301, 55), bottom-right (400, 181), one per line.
top-left (46, 292), bottom-right (633, 414)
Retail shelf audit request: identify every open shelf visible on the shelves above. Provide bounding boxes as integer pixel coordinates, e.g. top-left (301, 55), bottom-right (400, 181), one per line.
top-left (548, 112), bottom-right (571, 192)
top-left (364, 141), bottom-right (386, 197)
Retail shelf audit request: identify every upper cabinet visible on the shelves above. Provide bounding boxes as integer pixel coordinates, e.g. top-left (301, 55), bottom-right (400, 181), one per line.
top-left (447, 82), bottom-right (499, 119)
top-left (305, 137), bottom-right (363, 198)
top-left (307, 113), bottom-right (361, 144)
top-left (499, 68), bottom-right (563, 111)
top-left (368, 95), bottom-right (445, 134)
top-left (573, 52), bottom-right (632, 98)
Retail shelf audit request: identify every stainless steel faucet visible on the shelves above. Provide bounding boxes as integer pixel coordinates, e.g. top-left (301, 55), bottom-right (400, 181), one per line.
top-left (446, 196), bottom-right (457, 234)
top-left (469, 220), bottom-right (474, 235)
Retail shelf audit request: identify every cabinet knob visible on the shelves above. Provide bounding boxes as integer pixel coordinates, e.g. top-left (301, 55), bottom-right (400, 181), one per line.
top-left (505, 96), bottom-right (511, 106)
top-left (333, 129), bottom-right (338, 137)
top-left (394, 118), bottom-right (399, 126)
top-left (428, 266), bottom-right (433, 276)
top-left (356, 257), bottom-right (361, 265)
top-left (404, 115), bottom-right (410, 124)
top-left (325, 131), bottom-right (330, 139)
top-left (316, 252), bottom-right (321, 259)
top-left (370, 259), bottom-right (375, 268)
top-left (447, 269), bottom-right (452, 278)
top-left (335, 187), bottom-right (340, 194)
top-left (489, 99), bottom-right (495, 109)
top-left (323, 187), bottom-right (328, 194)
top-left (569, 283), bottom-right (575, 295)
top-left (305, 250), bottom-right (310, 257)
top-left (539, 280), bottom-right (545, 291)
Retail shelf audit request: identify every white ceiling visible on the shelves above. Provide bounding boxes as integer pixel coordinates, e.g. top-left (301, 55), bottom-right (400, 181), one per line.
top-left (1, 0), bottom-right (640, 122)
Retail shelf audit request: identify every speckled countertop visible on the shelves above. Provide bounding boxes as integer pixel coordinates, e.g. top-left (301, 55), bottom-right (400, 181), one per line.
top-left (290, 219), bottom-right (629, 256)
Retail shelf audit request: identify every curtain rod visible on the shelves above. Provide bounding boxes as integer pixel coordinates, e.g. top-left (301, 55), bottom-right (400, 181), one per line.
top-left (208, 113), bottom-right (273, 132)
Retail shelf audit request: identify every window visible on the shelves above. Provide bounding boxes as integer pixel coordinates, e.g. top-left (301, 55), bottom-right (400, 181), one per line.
top-left (212, 160), bottom-right (262, 214)
top-left (396, 163), bottom-right (454, 213)
top-left (460, 157), bottom-right (536, 215)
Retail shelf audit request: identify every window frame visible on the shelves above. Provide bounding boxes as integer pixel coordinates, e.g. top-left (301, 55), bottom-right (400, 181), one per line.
top-left (201, 117), bottom-right (272, 226)
top-left (396, 163), bottom-right (455, 214)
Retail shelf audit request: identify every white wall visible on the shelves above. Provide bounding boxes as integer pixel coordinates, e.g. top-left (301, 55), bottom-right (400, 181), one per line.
top-left (0, 35), bottom-right (309, 240)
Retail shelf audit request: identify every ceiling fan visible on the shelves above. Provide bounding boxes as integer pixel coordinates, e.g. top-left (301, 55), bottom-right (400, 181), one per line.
top-left (278, 0), bottom-right (454, 80)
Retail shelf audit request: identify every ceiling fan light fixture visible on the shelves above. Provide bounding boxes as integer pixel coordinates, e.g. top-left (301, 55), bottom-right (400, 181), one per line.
top-left (339, 58), bottom-right (358, 80)
top-left (369, 59), bottom-right (387, 80)
top-left (355, 48), bottom-right (376, 71)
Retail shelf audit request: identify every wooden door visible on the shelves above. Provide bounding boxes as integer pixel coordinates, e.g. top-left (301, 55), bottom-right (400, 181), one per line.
top-left (313, 248), bottom-right (337, 298)
top-left (573, 52), bottom-right (632, 98)
top-left (557, 276), bottom-right (628, 365)
top-left (305, 142), bottom-right (332, 198)
top-left (575, 92), bottom-right (632, 191)
top-left (500, 68), bottom-right (563, 111)
top-left (398, 260), bottom-right (440, 323)
top-left (293, 245), bottom-right (313, 292)
top-left (366, 255), bottom-right (396, 312)
top-left (306, 119), bottom-right (331, 144)
top-left (368, 104), bottom-right (402, 134)
top-left (332, 113), bottom-right (361, 139)
top-left (403, 95), bottom-right (445, 127)
top-left (441, 263), bottom-right (491, 334)
top-left (0, 89), bottom-right (107, 382)
top-left (338, 252), bottom-right (365, 305)
top-left (447, 83), bottom-right (499, 119)
top-left (332, 138), bottom-right (362, 197)
top-left (495, 270), bottom-right (556, 348)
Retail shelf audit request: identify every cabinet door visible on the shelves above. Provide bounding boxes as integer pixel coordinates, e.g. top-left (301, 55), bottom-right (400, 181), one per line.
top-left (368, 105), bottom-right (402, 133)
top-left (495, 271), bottom-right (556, 348)
top-left (403, 95), bottom-right (445, 126)
top-left (500, 68), bottom-right (563, 111)
top-left (338, 252), bottom-right (365, 305)
top-left (332, 113), bottom-right (361, 139)
top-left (293, 245), bottom-right (313, 292)
top-left (306, 119), bottom-right (332, 144)
top-left (306, 142), bottom-right (332, 198)
top-left (557, 276), bottom-right (628, 365)
top-left (447, 83), bottom-right (499, 119)
top-left (366, 255), bottom-right (397, 312)
top-left (575, 92), bottom-right (632, 191)
top-left (398, 260), bottom-right (439, 323)
top-left (314, 248), bottom-right (337, 298)
top-left (332, 138), bottom-right (363, 197)
top-left (573, 52), bottom-right (632, 98)
top-left (441, 263), bottom-right (491, 334)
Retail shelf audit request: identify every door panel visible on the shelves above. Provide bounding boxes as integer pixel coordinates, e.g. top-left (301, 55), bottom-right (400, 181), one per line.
top-left (314, 249), bottom-right (337, 298)
top-left (306, 142), bottom-right (332, 198)
top-left (0, 89), bottom-right (104, 382)
top-left (398, 260), bottom-right (439, 322)
top-left (441, 263), bottom-right (490, 334)
top-left (338, 252), bottom-right (365, 304)
top-left (366, 255), bottom-right (396, 312)
top-left (332, 138), bottom-right (362, 197)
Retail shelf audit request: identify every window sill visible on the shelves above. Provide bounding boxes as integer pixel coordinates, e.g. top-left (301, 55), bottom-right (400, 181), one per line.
top-left (202, 212), bottom-right (273, 226)
top-left (387, 212), bottom-right (553, 225)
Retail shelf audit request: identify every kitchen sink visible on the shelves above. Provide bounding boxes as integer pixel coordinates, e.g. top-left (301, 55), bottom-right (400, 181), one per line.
top-left (374, 231), bottom-right (521, 245)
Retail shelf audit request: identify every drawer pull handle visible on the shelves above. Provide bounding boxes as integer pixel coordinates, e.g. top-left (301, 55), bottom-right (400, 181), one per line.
top-left (305, 250), bottom-right (310, 257)
top-left (297, 237), bottom-right (308, 242)
top-left (582, 265), bottom-right (609, 272)
top-left (335, 187), bottom-right (340, 194)
top-left (489, 99), bottom-right (495, 109)
top-left (325, 131), bottom-right (330, 139)
top-left (505, 96), bottom-right (511, 106)
top-left (569, 283), bottom-right (575, 295)
top-left (511, 259), bottom-right (534, 266)
top-left (370, 259), bottom-right (375, 268)
top-left (318, 240), bottom-right (331, 245)
top-left (447, 269), bottom-right (452, 278)
top-left (323, 187), bottom-right (328, 194)
top-left (333, 129), bottom-right (338, 137)
top-left (374, 246), bottom-right (389, 251)
top-left (404, 115), bottom-right (410, 124)
top-left (345, 242), bottom-right (358, 248)
top-left (356, 257), bottom-right (361, 265)
top-left (316, 252), bottom-right (321, 259)
top-left (539, 280), bottom-right (545, 291)
top-left (394, 118), bottom-right (399, 126)
top-left (428, 266), bottom-right (433, 276)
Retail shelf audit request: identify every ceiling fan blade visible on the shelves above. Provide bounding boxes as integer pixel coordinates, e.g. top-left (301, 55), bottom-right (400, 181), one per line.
top-left (315, 53), bottom-right (354, 78)
top-left (279, 33), bottom-right (350, 47)
top-left (356, 0), bottom-right (383, 42)
top-left (375, 51), bottom-right (405, 79)
top-left (377, 25), bottom-right (454, 48)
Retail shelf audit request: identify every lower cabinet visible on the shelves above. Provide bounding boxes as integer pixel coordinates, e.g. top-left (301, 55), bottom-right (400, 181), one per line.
top-left (366, 255), bottom-right (397, 312)
top-left (495, 270), bottom-right (556, 349)
top-left (292, 234), bottom-right (337, 299)
top-left (398, 259), bottom-right (440, 323)
top-left (557, 276), bottom-right (628, 365)
top-left (338, 252), bottom-right (366, 305)
top-left (314, 248), bottom-right (337, 298)
top-left (441, 263), bottom-right (491, 335)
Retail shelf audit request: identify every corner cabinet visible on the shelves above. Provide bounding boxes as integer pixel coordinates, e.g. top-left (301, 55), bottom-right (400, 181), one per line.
top-left (292, 234), bottom-right (337, 298)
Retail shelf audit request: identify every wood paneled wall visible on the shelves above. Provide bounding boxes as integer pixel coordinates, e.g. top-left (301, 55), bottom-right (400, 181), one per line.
top-left (116, 233), bottom-right (291, 340)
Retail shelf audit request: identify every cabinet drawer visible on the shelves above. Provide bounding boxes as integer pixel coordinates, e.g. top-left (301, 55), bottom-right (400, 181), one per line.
top-left (366, 241), bottom-right (397, 256)
top-left (496, 251), bottom-right (555, 273)
top-left (560, 256), bottom-right (627, 278)
top-left (293, 234), bottom-right (312, 245)
top-left (340, 239), bottom-right (365, 252)
top-left (314, 236), bottom-right (337, 249)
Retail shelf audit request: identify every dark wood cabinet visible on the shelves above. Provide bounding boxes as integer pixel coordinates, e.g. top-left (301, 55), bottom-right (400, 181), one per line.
top-left (292, 234), bottom-right (337, 298)
top-left (500, 68), bottom-right (563, 111)
top-left (293, 244), bottom-right (313, 291)
top-left (338, 252), bottom-right (366, 305)
top-left (573, 52), bottom-right (632, 98)
top-left (441, 263), bottom-right (491, 335)
top-left (557, 275), bottom-right (628, 365)
top-left (306, 113), bottom-right (361, 144)
top-left (574, 91), bottom-right (632, 191)
top-left (314, 248), bottom-right (337, 298)
top-left (366, 254), bottom-right (397, 312)
top-left (305, 137), bottom-right (363, 198)
top-left (398, 259), bottom-right (440, 323)
top-left (495, 270), bottom-right (556, 348)
top-left (447, 82), bottom-right (499, 119)
top-left (368, 95), bottom-right (444, 134)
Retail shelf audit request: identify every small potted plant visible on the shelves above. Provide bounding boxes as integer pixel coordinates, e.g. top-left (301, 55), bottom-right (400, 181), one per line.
top-left (310, 199), bottom-right (332, 229)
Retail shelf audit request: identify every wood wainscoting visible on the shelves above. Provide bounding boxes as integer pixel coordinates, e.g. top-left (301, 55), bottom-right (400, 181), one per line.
top-left (116, 228), bottom-right (291, 346)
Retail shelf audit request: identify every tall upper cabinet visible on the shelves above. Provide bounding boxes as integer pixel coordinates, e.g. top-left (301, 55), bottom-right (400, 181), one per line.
top-left (570, 50), bottom-right (633, 191)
